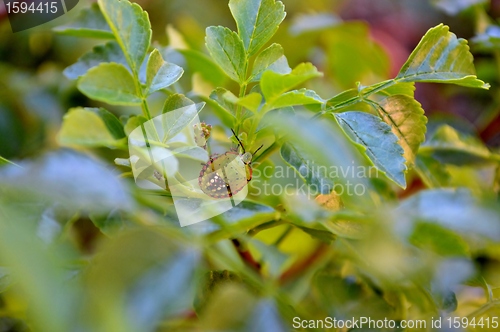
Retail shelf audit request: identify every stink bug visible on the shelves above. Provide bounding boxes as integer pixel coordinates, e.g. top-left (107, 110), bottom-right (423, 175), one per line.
top-left (198, 129), bottom-right (263, 198)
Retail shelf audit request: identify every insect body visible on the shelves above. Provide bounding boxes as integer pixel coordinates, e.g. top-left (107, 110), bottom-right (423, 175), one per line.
top-left (198, 130), bottom-right (262, 199)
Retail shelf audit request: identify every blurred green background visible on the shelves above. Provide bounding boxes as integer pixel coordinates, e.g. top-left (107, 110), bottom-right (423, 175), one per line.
top-left (1, 0), bottom-right (500, 331)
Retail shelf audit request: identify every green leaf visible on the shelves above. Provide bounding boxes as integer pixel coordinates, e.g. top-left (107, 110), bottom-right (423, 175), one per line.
top-left (378, 82), bottom-right (415, 97)
top-left (322, 215), bottom-right (369, 239)
top-left (78, 63), bottom-right (141, 105)
top-left (91, 108), bottom-right (126, 139)
top-left (397, 189), bottom-right (500, 240)
top-left (249, 239), bottom-right (289, 277)
top-left (236, 93), bottom-right (262, 113)
top-left (244, 301), bottom-right (287, 331)
top-left (0, 156), bottom-right (20, 168)
top-left (281, 189), bottom-right (330, 223)
top-left (249, 43), bottom-right (291, 82)
top-left (209, 88), bottom-right (256, 119)
top-left (162, 94), bottom-right (195, 113)
top-left (205, 26), bottom-right (246, 83)
top-left (58, 107), bottom-right (126, 148)
top-left (83, 230), bottom-right (192, 332)
top-left (409, 222), bottom-right (469, 257)
top-left (430, 0), bottom-right (487, 16)
top-left (324, 22), bottom-right (390, 89)
top-left (90, 210), bottom-right (130, 236)
top-left (0, 267), bottom-right (12, 293)
top-left (98, 0), bottom-right (151, 72)
top-left (396, 24), bottom-right (490, 89)
top-left (208, 201), bottom-right (276, 240)
top-left (415, 154), bottom-right (451, 188)
top-left (362, 81), bottom-right (416, 98)
top-left (419, 125), bottom-right (500, 165)
top-left (210, 87), bottom-right (238, 118)
top-left (295, 225), bottom-right (337, 243)
top-left (335, 111), bottom-right (407, 188)
top-left (64, 42), bottom-right (128, 79)
top-left (124, 115), bottom-right (147, 136)
top-left (0, 206), bottom-right (78, 332)
top-left (272, 114), bottom-right (373, 207)
top-left (126, 250), bottom-right (199, 331)
top-left (161, 103), bottom-right (204, 142)
top-left (280, 142), bottom-right (334, 194)
top-left (261, 62), bottom-right (321, 104)
top-left (114, 158), bottom-right (131, 168)
top-left (325, 88), bottom-right (373, 124)
top-left (193, 270), bottom-right (247, 315)
top-left (146, 49), bottom-right (184, 95)
top-left (471, 25), bottom-right (500, 51)
top-left (177, 49), bottom-right (227, 86)
top-left (54, 3), bottom-right (113, 39)
top-left (0, 150), bottom-right (134, 212)
top-left (219, 201), bottom-right (275, 226)
top-left (377, 95), bottom-right (427, 166)
top-left (268, 89), bottom-right (323, 110)
top-left (228, 0), bottom-right (286, 56)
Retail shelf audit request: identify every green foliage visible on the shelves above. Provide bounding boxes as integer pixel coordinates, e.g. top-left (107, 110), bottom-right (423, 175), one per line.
top-left (396, 24), bottom-right (489, 89)
top-left (280, 142), bottom-right (334, 194)
top-left (431, 0), bottom-right (488, 15)
top-left (249, 43), bottom-right (290, 82)
top-left (54, 3), bottom-right (113, 38)
top-left (0, 156), bottom-right (20, 167)
top-left (335, 111), bottom-right (407, 187)
top-left (146, 49), bottom-right (184, 95)
top-left (324, 22), bottom-right (390, 89)
top-left (59, 107), bottom-right (127, 148)
top-left (378, 95), bottom-right (427, 166)
top-left (261, 63), bottom-right (322, 106)
top-left (420, 125), bottom-right (500, 165)
top-left (78, 63), bottom-right (141, 105)
top-left (97, 0), bottom-right (151, 73)
top-left (63, 42), bottom-right (128, 79)
top-left (1, 0), bottom-right (500, 330)
top-left (228, 0), bottom-right (286, 56)
top-left (205, 26), bottom-right (246, 83)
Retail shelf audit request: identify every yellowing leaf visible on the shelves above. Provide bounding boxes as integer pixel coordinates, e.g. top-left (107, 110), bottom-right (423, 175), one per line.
top-left (378, 95), bottom-right (427, 166)
top-left (396, 24), bottom-right (489, 89)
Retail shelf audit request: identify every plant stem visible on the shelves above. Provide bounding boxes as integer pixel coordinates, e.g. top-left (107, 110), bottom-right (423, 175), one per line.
top-left (130, 64), bottom-right (153, 121)
top-left (247, 219), bottom-right (287, 237)
top-left (310, 96), bottom-right (362, 119)
top-left (466, 300), bottom-right (500, 319)
top-left (279, 243), bottom-right (330, 284)
top-left (231, 238), bottom-right (261, 272)
top-left (235, 82), bottom-right (248, 134)
top-left (141, 98), bottom-right (152, 120)
top-left (273, 225), bottom-right (293, 246)
top-left (311, 79), bottom-right (397, 120)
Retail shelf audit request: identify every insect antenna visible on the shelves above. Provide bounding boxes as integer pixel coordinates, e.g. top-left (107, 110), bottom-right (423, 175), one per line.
top-left (230, 128), bottom-right (245, 153)
top-left (252, 144), bottom-right (264, 156)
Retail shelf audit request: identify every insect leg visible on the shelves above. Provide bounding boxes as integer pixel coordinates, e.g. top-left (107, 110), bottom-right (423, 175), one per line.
top-left (220, 166), bottom-right (235, 207)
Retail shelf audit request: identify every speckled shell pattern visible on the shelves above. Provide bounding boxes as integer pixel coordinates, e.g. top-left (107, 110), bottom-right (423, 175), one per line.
top-left (198, 151), bottom-right (252, 198)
